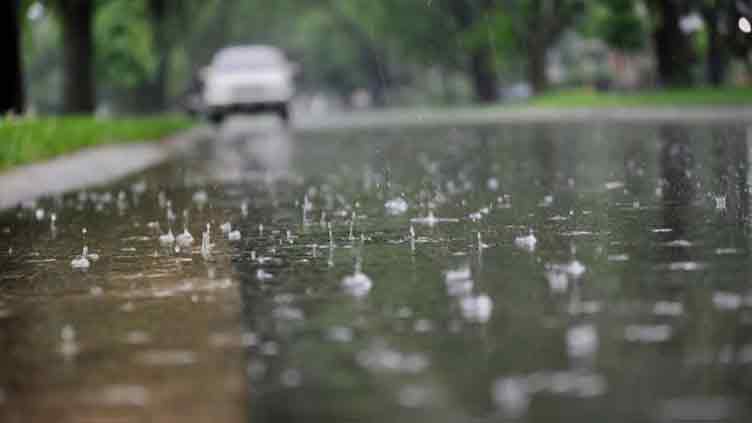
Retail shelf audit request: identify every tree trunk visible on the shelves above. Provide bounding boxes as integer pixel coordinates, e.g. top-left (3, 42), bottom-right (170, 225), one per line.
top-left (652, 0), bottom-right (693, 87)
top-left (703, 8), bottom-right (727, 86)
top-left (470, 46), bottom-right (499, 103)
top-left (528, 43), bottom-right (548, 94)
top-left (60, 0), bottom-right (95, 114)
top-left (0, 0), bottom-right (24, 114)
top-left (149, 0), bottom-right (169, 110)
top-left (363, 51), bottom-right (389, 108)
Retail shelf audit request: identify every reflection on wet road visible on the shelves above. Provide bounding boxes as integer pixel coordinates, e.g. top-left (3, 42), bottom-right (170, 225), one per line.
top-left (2, 116), bottom-right (752, 422)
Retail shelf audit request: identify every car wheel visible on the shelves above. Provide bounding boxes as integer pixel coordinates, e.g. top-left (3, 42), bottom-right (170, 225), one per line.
top-left (208, 112), bottom-right (224, 125)
top-left (277, 104), bottom-right (290, 125)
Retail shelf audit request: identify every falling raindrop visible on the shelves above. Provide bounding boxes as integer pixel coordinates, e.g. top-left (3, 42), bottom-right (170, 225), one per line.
top-left (166, 201), bottom-right (176, 222)
top-left (319, 211), bottom-right (327, 227)
top-left (348, 212), bottom-right (356, 241)
top-left (477, 232), bottom-right (489, 250)
top-left (302, 194), bottom-right (313, 225)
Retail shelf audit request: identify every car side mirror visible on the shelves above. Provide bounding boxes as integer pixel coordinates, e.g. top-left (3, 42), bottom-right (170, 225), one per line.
top-left (198, 66), bottom-right (210, 82)
top-left (289, 62), bottom-right (301, 77)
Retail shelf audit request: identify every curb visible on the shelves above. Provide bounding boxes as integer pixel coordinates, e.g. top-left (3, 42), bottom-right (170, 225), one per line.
top-left (294, 107), bottom-right (752, 132)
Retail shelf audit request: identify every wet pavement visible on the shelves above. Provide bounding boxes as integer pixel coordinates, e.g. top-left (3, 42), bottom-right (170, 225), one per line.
top-left (2, 116), bottom-right (752, 422)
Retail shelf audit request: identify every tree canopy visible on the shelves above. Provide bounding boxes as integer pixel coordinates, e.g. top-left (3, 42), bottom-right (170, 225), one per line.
top-left (6, 0), bottom-right (752, 114)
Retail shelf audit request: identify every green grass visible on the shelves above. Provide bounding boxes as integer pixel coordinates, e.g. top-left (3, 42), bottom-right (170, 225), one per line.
top-left (527, 86), bottom-right (752, 108)
top-left (0, 115), bottom-right (193, 170)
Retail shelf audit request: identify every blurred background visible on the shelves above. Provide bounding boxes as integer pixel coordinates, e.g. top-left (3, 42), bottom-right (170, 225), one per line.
top-left (2, 0), bottom-right (752, 116)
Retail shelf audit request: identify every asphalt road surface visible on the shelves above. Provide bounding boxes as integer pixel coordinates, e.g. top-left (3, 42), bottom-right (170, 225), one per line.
top-left (2, 115), bottom-right (752, 422)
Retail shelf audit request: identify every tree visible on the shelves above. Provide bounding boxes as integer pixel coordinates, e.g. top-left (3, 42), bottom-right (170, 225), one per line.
top-left (512, 0), bottom-right (584, 94)
top-left (586, 0), bottom-right (646, 52)
top-left (147, 0), bottom-right (169, 109)
top-left (326, 1), bottom-right (394, 106)
top-left (698, 0), bottom-right (729, 86)
top-left (646, 0), bottom-right (694, 87)
top-left (375, 0), bottom-right (506, 103)
top-left (1, 0), bottom-right (25, 114)
top-left (56, 0), bottom-right (96, 113)
top-left (145, 0), bottom-right (213, 109)
top-left (696, 0), bottom-right (752, 85)
top-left (444, 0), bottom-right (501, 103)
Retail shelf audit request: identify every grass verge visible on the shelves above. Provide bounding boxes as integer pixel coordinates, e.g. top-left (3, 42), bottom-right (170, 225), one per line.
top-left (527, 86), bottom-right (752, 108)
top-left (0, 115), bottom-right (193, 171)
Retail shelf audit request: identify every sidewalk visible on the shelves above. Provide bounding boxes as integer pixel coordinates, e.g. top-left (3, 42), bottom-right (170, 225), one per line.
top-left (0, 127), bottom-right (208, 210)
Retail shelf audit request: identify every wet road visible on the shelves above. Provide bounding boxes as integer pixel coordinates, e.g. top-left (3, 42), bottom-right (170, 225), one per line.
top-left (2, 116), bottom-right (752, 422)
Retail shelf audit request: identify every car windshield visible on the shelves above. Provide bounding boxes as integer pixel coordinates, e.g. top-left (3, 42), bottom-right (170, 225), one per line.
top-left (212, 48), bottom-right (284, 71)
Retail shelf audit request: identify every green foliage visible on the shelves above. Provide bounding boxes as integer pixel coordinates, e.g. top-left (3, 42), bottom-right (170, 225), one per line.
top-left (0, 115), bottom-right (192, 169)
top-left (21, 0), bottom-right (748, 111)
top-left (585, 0), bottom-right (645, 51)
top-left (287, 9), bottom-right (368, 94)
top-left (94, 0), bottom-right (155, 89)
top-left (461, 8), bottom-right (519, 65)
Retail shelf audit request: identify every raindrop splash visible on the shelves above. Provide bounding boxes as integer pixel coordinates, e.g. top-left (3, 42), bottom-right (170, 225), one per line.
top-left (385, 196), bottom-right (408, 216)
top-left (514, 229), bottom-right (537, 252)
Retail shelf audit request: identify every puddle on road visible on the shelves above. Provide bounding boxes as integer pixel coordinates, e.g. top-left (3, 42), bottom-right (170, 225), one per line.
top-left (2, 118), bottom-right (752, 422)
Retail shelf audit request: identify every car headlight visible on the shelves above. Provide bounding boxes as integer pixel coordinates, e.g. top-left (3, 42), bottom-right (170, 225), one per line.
top-left (205, 83), bottom-right (231, 104)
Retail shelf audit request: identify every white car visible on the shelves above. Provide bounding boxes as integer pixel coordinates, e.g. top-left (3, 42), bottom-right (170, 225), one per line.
top-left (203, 45), bottom-right (295, 124)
